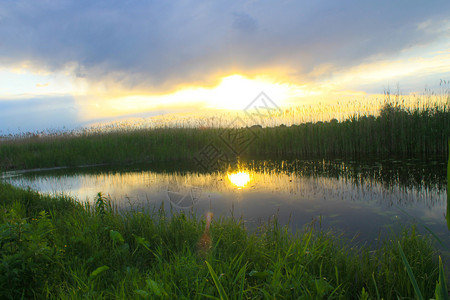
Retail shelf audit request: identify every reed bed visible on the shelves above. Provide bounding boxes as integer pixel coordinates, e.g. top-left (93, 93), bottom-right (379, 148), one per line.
top-left (247, 102), bottom-right (449, 158)
top-left (0, 181), bottom-right (443, 299)
top-left (0, 101), bottom-right (448, 171)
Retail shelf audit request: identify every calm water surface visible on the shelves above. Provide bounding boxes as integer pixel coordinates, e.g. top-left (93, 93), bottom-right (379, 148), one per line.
top-left (2, 158), bottom-right (448, 247)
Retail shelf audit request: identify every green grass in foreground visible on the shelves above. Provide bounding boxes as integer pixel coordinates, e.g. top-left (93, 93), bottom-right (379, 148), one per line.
top-left (0, 182), bottom-right (444, 299)
top-left (0, 102), bottom-right (448, 171)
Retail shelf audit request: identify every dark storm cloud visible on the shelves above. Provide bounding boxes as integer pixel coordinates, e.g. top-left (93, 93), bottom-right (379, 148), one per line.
top-left (0, 0), bottom-right (449, 90)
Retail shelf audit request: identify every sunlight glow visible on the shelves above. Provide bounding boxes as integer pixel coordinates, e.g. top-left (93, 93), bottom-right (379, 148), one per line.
top-left (76, 74), bottom-right (310, 121)
top-left (227, 171), bottom-right (251, 189)
top-left (207, 75), bottom-right (295, 110)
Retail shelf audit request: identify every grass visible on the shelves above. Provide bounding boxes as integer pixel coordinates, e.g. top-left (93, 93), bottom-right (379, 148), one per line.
top-left (447, 140), bottom-right (450, 230)
top-left (0, 181), bottom-right (444, 299)
top-left (0, 101), bottom-right (448, 171)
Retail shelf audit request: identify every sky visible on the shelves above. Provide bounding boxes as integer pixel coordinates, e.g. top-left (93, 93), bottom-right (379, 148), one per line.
top-left (0, 0), bottom-right (449, 134)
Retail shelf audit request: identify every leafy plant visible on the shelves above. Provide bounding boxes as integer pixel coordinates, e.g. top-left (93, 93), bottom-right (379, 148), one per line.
top-left (95, 192), bottom-right (111, 217)
top-left (0, 206), bottom-right (61, 299)
top-left (135, 278), bottom-right (168, 299)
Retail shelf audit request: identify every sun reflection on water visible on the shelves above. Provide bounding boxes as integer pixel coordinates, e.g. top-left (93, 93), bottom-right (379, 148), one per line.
top-left (227, 171), bottom-right (251, 189)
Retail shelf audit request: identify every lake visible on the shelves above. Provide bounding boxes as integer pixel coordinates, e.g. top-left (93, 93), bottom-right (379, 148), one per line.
top-left (1, 158), bottom-right (448, 248)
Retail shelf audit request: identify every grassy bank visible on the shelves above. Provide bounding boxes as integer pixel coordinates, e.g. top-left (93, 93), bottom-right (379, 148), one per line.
top-left (0, 102), bottom-right (448, 171)
top-left (0, 181), bottom-right (444, 299)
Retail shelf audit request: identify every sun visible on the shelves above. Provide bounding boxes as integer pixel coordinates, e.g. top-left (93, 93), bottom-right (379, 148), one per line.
top-left (208, 74), bottom-right (290, 110)
top-left (227, 171), bottom-right (251, 189)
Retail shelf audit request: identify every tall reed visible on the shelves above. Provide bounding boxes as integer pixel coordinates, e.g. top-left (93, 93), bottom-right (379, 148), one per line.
top-left (0, 102), bottom-right (448, 171)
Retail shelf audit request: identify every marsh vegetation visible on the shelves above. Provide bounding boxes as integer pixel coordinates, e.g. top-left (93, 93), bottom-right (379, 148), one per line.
top-left (0, 100), bottom-right (448, 171)
top-left (0, 95), bottom-right (449, 298)
top-left (0, 182), bottom-right (444, 299)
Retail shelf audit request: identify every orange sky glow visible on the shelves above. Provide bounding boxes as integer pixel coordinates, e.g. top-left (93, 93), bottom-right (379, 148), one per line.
top-left (0, 1), bottom-right (449, 133)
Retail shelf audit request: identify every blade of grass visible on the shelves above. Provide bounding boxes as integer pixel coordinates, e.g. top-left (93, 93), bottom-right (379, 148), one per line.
top-left (398, 242), bottom-right (424, 300)
top-left (205, 261), bottom-right (229, 300)
top-left (196, 294), bottom-right (219, 299)
top-left (236, 263), bottom-right (247, 300)
top-left (435, 256), bottom-right (449, 300)
top-left (89, 265), bottom-right (109, 280)
top-left (372, 272), bottom-right (380, 300)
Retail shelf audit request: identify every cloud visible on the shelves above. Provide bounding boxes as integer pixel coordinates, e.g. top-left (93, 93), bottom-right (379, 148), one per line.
top-left (0, 0), bottom-right (449, 93)
top-left (232, 11), bottom-right (258, 34)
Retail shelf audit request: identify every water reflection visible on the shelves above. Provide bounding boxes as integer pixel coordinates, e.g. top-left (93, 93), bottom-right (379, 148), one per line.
top-left (1, 158), bottom-right (447, 247)
top-left (228, 171), bottom-right (251, 189)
